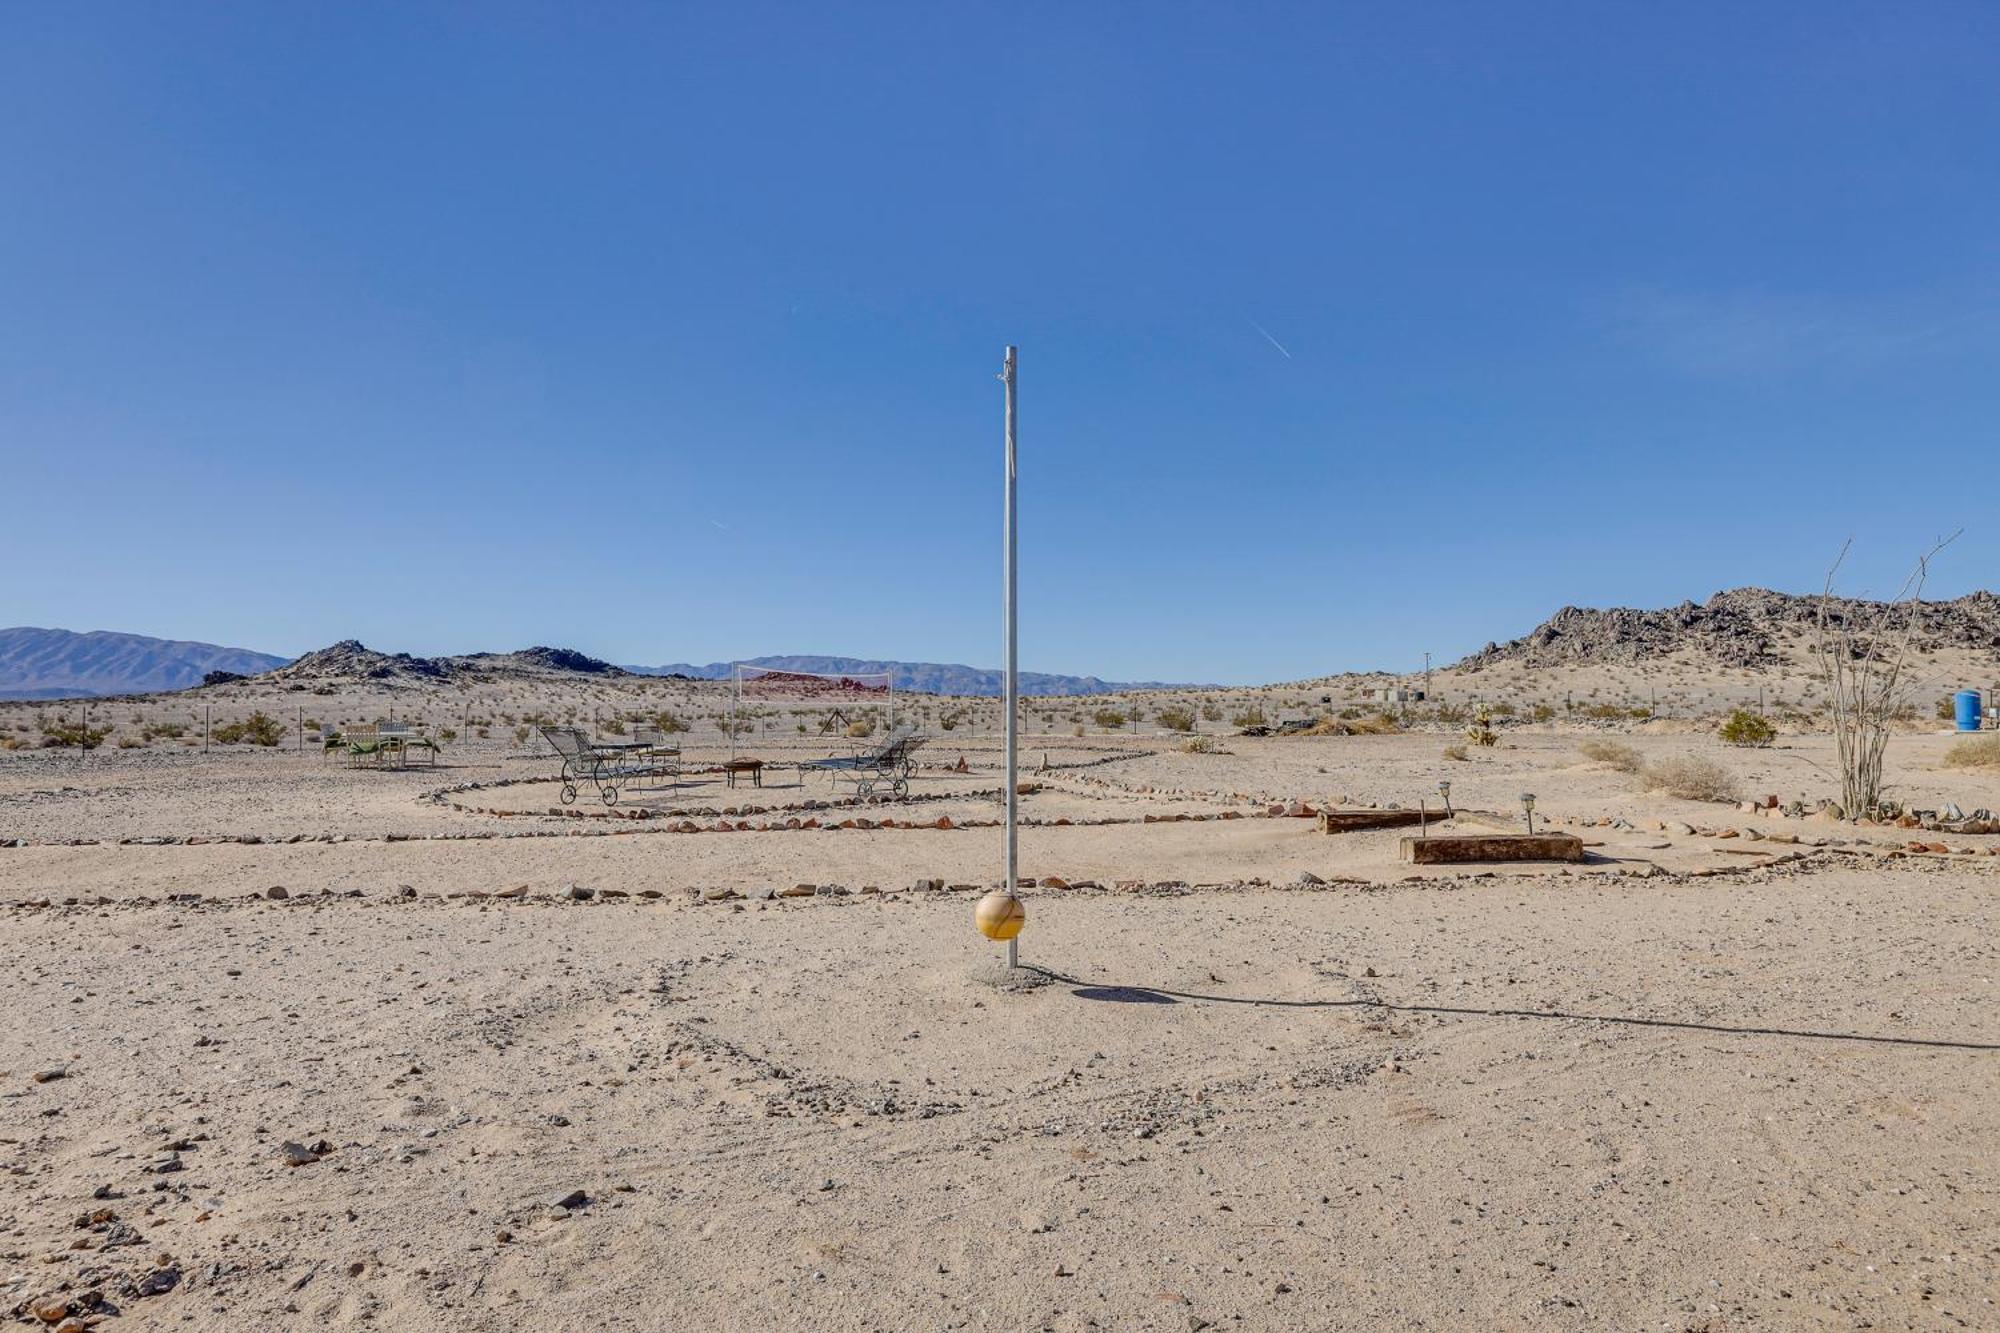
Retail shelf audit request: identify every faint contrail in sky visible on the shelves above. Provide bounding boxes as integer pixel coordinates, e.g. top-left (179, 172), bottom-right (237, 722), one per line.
top-left (1249, 318), bottom-right (1293, 359)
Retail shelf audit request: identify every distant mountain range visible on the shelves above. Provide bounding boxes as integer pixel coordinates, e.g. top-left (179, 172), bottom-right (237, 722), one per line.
top-left (623, 655), bottom-right (1188, 697)
top-left (0, 630), bottom-right (1183, 699)
top-left (0, 627), bottom-right (290, 699)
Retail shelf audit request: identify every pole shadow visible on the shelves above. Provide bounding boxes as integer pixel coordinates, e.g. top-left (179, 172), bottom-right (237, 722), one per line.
top-left (1029, 966), bottom-right (1999, 1052)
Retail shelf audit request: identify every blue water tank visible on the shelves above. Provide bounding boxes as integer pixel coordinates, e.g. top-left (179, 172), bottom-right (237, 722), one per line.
top-left (1954, 689), bottom-right (1982, 732)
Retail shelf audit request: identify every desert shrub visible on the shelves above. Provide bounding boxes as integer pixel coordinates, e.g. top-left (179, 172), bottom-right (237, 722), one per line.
top-left (438, 727), bottom-right (458, 743)
top-left (651, 712), bottom-right (690, 734)
top-left (1637, 755), bottom-right (1738, 803)
top-left (1942, 735), bottom-right (2000, 769)
top-left (846, 719), bottom-right (875, 738)
top-left (1579, 739), bottom-right (1642, 773)
top-left (1579, 703), bottom-right (1628, 720)
top-left (39, 719), bottom-right (111, 749)
top-left (1441, 743), bottom-right (1469, 762)
top-left (1432, 702), bottom-right (1466, 725)
top-left (513, 726), bottom-right (531, 745)
top-left (1181, 734), bottom-right (1218, 754)
top-left (1936, 697), bottom-right (1956, 720)
top-left (211, 711), bottom-right (286, 746)
top-left (1229, 705), bottom-right (1266, 729)
top-left (1200, 703), bottom-right (1223, 722)
top-left (1300, 714), bottom-right (1401, 737)
top-left (141, 721), bottom-right (186, 741)
top-left (1487, 701), bottom-right (1516, 717)
top-left (600, 718), bottom-right (627, 736)
top-left (476, 726), bottom-right (489, 739)
top-left (117, 736), bottom-right (143, 749)
top-left (1156, 706), bottom-right (1195, 733)
top-left (939, 712), bottom-right (960, 731)
top-left (1072, 723), bottom-right (1085, 737)
top-left (1530, 703), bottom-right (1557, 723)
top-left (1092, 709), bottom-right (1128, 730)
top-left (1718, 709), bottom-right (1775, 747)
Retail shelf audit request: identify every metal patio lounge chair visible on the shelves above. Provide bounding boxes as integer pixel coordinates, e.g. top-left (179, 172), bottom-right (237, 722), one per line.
top-left (802, 726), bottom-right (927, 797)
top-left (540, 725), bottom-right (641, 805)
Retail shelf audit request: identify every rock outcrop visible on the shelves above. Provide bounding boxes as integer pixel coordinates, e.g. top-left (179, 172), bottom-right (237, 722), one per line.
top-left (1455, 587), bottom-right (2000, 672)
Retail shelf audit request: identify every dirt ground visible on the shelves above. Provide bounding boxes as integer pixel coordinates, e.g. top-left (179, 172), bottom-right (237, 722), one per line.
top-left (3, 727), bottom-right (1997, 1330)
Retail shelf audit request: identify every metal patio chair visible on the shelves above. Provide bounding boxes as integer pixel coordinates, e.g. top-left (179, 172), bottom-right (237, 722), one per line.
top-left (802, 726), bottom-right (928, 797)
top-left (540, 725), bottom-right (637, 805)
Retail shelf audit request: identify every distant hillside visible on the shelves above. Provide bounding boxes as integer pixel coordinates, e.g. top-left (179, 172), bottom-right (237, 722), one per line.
top-left (1454, 587), bottom-right (2000, 673)
top-left (0, 628), bottom-right (290, 700)
top-left (269, 641), bottom-right (628, 685)
top-left (626, 655), bottom-right (1190, 697)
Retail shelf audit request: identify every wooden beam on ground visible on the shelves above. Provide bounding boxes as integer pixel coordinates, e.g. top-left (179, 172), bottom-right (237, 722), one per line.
top-left (1399, 833), bottom-right (1586, 865)
top-left (1316, 808), bottom-right (1438, 834)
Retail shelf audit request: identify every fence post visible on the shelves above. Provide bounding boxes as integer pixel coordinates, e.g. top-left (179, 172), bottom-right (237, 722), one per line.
top-left (204, 706), bottom-right (210, 754)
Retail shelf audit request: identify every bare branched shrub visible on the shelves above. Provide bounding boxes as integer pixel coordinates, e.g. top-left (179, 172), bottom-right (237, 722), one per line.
top-left (1637, 755), bottom-right (1738, 803)
top-left (1441, 743), bottom-right (1469, 762)
top-left (1181, 734), bottom-right (1218, 754)
top-left (1815, 534), bottom-right (1959, 815)
top-left (1579, 739), bottom-right (1642, 772)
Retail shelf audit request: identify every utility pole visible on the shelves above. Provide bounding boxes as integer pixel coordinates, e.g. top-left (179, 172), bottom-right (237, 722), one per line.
top-left (1423, 651), bottom-right (1431, 699)
top-left (1001, 345), bottom-right (1020, 971)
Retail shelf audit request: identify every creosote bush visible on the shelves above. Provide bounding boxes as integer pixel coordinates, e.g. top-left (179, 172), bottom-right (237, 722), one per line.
top-left (1636, 755), bottom-right (1738, 803)
top-left (1155, 706), bottom-right (1195, 733)
top-left (1578, 739), bottom-right (1642, 773)
top-left (210, 711), bottom-right (286, 746)
top-left (1181, 734), bottom-right (1218, 754)
top-left (1718, 709), bottom-right (1775, 747)
top-left (38, 719), bottom-right (111, 749)
top-left (1441, 743), bottom-right (1469, 762)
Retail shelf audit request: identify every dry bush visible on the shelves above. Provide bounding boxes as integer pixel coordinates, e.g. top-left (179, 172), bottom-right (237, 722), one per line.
top-left (1441, 743), bottom-right (1469, 762)
top-left (1300, 714), bottom-right (1400, 737)
top-left (1181, 734), bottom-right (1218, 754)
top-left (1637, 755), bottom-right (1739, 803)
top-left (1156, 706), bottom-right (1195, 733)
top-left (1942, 735), bottom-right (2000, 770)
top-left (1579, 739), bottom-right (1642, 773)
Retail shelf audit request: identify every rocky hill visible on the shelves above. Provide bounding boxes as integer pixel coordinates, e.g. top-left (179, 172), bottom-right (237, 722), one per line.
top-left (1455, 587), bottom-right (2000, 673)
top-left (271, 641), bottom-right (626, 685)
top-left (0, 628), bottom-right (289, 699)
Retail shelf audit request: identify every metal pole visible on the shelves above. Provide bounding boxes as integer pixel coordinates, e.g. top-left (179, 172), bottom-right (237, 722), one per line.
top-left (203, 705), bottom-right (210, 754)
top-left (1002, 345), bottom-right (1019, 971)
top-left (297, 704), bottom-right (303, 753)
top-left (1423, 652), bottom-right (1431, 699)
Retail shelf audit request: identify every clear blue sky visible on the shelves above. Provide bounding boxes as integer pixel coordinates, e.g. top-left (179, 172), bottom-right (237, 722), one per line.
top-left (4, 3), bottom-right (1995, 684)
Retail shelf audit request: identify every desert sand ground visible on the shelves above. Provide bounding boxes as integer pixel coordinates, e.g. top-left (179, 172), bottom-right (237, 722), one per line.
top-left (3, 694), bottom-right (1998, 1331)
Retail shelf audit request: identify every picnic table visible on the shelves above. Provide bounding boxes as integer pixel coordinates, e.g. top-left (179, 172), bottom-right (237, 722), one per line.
top-left (722, 758), bottom-right (765, 788)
